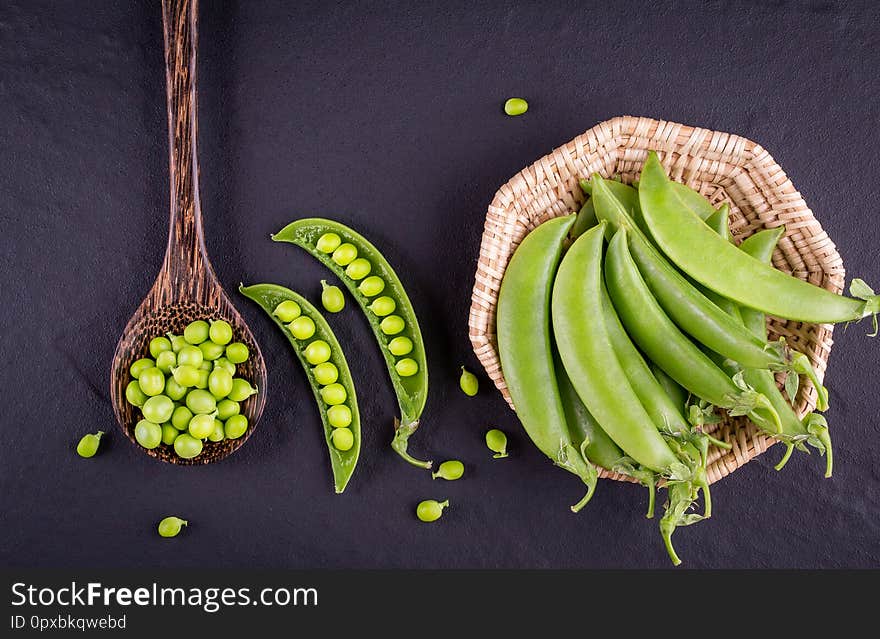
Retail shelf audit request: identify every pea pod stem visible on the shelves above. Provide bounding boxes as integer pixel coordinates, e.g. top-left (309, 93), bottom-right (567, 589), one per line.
top-left (391, 418), bottom-right (432, 469)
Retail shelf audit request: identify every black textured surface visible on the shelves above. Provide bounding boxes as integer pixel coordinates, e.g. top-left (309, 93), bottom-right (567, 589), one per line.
top-left (1, 0), bottom-right (879, 569)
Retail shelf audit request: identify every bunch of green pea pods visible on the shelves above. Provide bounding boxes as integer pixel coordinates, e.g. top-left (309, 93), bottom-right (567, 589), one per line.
top-left (497, 151), bottom-right (878, 565)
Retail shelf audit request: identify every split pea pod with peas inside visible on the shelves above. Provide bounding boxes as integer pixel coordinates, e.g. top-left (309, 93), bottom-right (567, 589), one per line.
top-left (271, 218), bottom-right (431, 469)
top-left (240, 283), bottom-right (361, 494)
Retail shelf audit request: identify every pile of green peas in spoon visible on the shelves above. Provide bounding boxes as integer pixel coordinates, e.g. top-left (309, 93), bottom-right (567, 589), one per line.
top-left (123, 318), bottom-right (258, 459)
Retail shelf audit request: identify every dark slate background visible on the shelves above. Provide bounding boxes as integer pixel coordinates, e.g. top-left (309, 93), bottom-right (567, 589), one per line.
top-left (2, 0), bottom-right (878, 569)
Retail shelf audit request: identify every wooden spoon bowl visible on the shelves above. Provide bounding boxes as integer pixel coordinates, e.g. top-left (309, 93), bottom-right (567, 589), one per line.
top-left (109, 0), bottom-right (266, 464)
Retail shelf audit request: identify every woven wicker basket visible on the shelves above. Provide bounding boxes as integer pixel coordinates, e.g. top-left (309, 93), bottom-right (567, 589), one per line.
top-left (469, 115), bottom-right (839, 484)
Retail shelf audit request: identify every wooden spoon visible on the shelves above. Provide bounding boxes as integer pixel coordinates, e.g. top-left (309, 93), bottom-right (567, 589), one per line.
top-left (109, 0), bottom-right (266, 464)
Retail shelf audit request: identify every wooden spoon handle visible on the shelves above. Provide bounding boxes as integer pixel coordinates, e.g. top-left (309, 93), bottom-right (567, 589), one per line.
top-left (159, 0), bottom-right (214, 299)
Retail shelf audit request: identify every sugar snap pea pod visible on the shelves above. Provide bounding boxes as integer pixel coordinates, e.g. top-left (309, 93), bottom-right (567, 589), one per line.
top-left (552, 223), bottom-right (680, 473)
top-left (704, 203), bottom-right (730, 238)
top-left (240, 283), bottom-right (360, 493)
top-left (570, 197), bottom-right (597, 240)
top-left (497, 215), bottom-right (599, 511)
top-left (650, 362), bottom-right (688, 414)
top-left (604, 227), bottom-right (782, 432)
top-left (592, 176), bottom-right (828, 410)
top-left (271, 218), bottom-right (430, 469)
top-left (639, 151), bottom-right (880, 330)
top-left (725, 228), bottom-right (832, 476)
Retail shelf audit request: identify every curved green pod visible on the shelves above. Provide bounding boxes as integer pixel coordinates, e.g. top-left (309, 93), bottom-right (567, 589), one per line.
top-left (240, 283), bottom-right (360, 493)
top-left (604, 227), bottom-right (782, 432)
top-left (497, 215), bottom-right (599, 511)
top-left (552, 223), bottom-right (679, 473)
top-left (592, 177), bottom-right (827, 407)
top-left (271, 218), bottom-right (430, 469)
top-left (639, 151), bottom-right (880, 328)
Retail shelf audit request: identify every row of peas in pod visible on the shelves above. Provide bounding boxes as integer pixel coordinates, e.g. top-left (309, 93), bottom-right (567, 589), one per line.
top-left (315, 231), bottom-right (419, 376)
top-left (124, 319), bottom-right (258, 459)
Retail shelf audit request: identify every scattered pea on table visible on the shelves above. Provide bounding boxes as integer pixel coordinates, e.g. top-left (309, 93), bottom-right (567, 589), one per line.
top-left (485, 429), bottom-right (509, 459)
top-left (432, 460), bottom-right (464, 481)
top-left (459, 367), bottom-right (478, 396)
top-left (157, 516), bottom-right (187, 538)
top-left (76, 431), bottom-right (104, 458)
top-left (503, 97), bottom-right (528, 116)
top-left (416, 499), bottom-right (449, 522)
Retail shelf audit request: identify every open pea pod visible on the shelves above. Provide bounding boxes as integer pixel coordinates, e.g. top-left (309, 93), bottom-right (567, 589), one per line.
top-left (240, 283), bottom-right (360, 493)
top-left (271, 218), bottom-right (430, 469)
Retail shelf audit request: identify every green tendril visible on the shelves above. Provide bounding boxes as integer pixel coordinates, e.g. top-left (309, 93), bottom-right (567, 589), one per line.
top-left (791, 352), bottom-right (829, 411)
top-left (774, 443), bottom-right (795, 471)
top-left (850, 278), bottom-right (880, 336)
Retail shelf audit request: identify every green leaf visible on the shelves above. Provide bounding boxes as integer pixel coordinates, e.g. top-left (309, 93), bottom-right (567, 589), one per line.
top-left (784, 371), bottom-right (800, 404)
top-left (850, 278), bottom-right (875, 298)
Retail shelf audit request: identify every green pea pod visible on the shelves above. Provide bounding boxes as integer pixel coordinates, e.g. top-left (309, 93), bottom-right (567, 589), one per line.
top-left (650, 362), bottom-right (688, 415)
top-left (638, 151), bottom-right (880, 330)
top-left (552, 223), bottom-right (680, 473)
top-left (603, 227), bottom-right (782, 431)
top-left (704, 203), bottom-right (731, 238)
top-left (240, 283), bottom-right (360, 493)
top-left (719, 227), bottom-right (833, 477)
top-left (592, 176), bottom-right (828, 410)
top-left (271, 218), bottom-right (430, 469)
top-left (570, 197), bottom-right (597, 240)
top-left (554, 355), bottom-right (623, 471)
top-left (497, 215), bottom-right (599, 512)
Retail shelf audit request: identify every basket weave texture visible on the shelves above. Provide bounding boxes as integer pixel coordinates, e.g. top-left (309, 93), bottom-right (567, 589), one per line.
top-left (468, 116), bottom-right (840, 484)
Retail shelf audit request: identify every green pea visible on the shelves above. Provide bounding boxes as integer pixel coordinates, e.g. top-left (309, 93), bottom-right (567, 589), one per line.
top-left (208, 419), bottom-right (226, 442)
top-left (186, 389), bottom-right (217, 414)
top-left (304, 340), bottom-right (332, 365)
top-left (368, 296), bottom-right (396, 317)
top-left (216, 399), bottom-right (240, 421)
top-left (142, 395), bottom-right (175, 424)
top-left (380, 315), bottom-right (405, 335)
top-left (289, 316), bottom-right (316, 340)
top-left (173, 433), bottom-right (203, 459)
top-left (416, 499), bottom-right (449, 522)
top-left (208, 367), bottom-right (233, 399)
top-left (177, 345), bottom-right (203, 368)
top-left (158, 516), bottom-right (187, 538)
top-left (316, 232), bottom-right (342, 254)
top-left (320, 383), bottom-right (347, 405)
top-left (129, 358), bottom-right (155, 379)
top-left (76, 431), bottom-right (103, 458)
top-left (209, 319), bottom-right (233, 345)
top-left (167, 333), bottom-right (187, 353)
top-left (183, 320), bottom-right (209, 345)
top-left (155, 350), bottom-right (177, 374)
top-left (312, 362), bottom-right (339, 386)
top-left (164, 377), bottom-right (187, 401)
top-left (358, 275), bottom-right (385, 297)
top-left (171, 365), bottom-right (200, 388)
top-left (199, 360), bottom-right (213, 371)
top-left (273, 300), bottom-right (302, 322)
top-left (224, 414), bottom-right (248, 439)
top-left (125, 380), bottom-right (148, 407)
top-left (149, 336), bottom-right (172, 359)
top-left (395, 358), bottom-right (419, 377)
top-left (485, 429), bottom-right (509, 459)
top-left (321, 281), bottom-right (345, 313)
top-left (225, 342), bottom-right (249, 364)
top-left (345, 258), bottom-right (372, 280)
top-left (171, 405), bottom-right (194, 431)
top-left (194, 369), bottom-right (210, 389)
top-left (135, 419), bottom-right (162, 449)
top-left (331, 242), bottom-right (358, 266)
top-left (432, 460), bottom-right (464, 481)
top-left (137, 367), bottom-right (165, 397)
top-left (228, 378), bottom-right (258, 402)
top-left (161, 423), bottom-right (179, 446)
top-left (459, 367), bottom-right (479, 396)
top-left (387, 336), bottom-right (413, 356)
top-left (327, 404), bottom-right (352, 428)
top-left (331, 427), bottom-right (354, 451)
top-left (503, 97), bottom-right (529, 116)
top-left (213, 358), bottom-right (236, 375)
top-left (188, 413), bottom-right (216, 439)
top-left (199, 340), bottom-right (225, 361)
